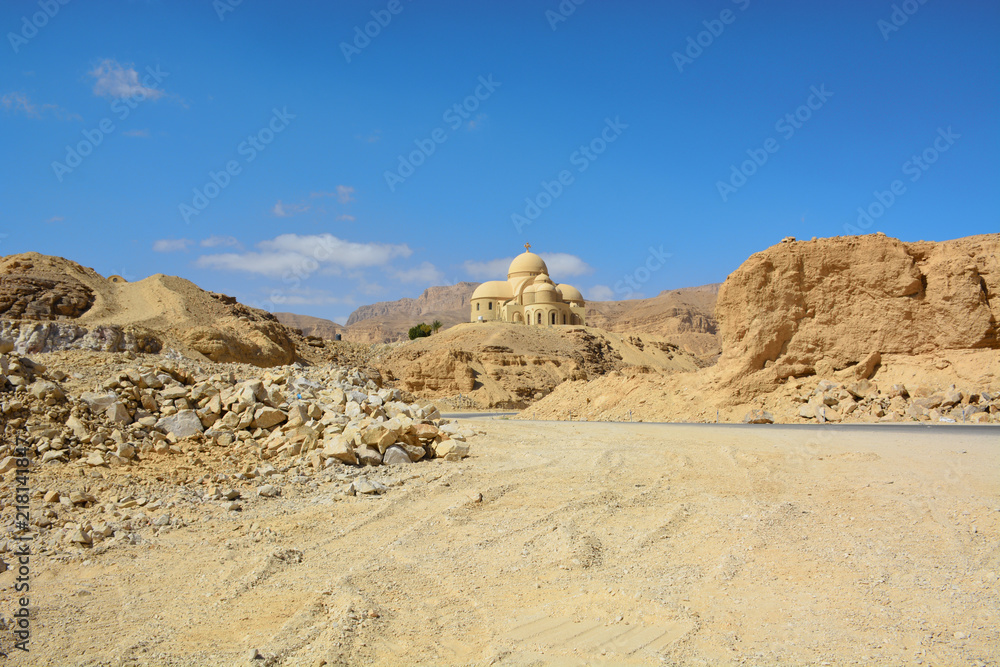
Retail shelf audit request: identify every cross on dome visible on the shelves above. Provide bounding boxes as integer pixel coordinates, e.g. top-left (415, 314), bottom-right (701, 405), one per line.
top-left (524, 242), bottom-right (531, 252)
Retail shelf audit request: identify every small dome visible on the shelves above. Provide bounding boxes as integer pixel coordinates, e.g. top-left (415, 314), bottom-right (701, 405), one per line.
top-left (556, 284), bottom-right (584, 303)
top-left (472, 280), bottom-right (513, 300)
top-left (508, 251), bottom-right (548, 276)
top-left (534, 283), bottom-right (558, 303)
top-left (533, 274), bottom-right (554, 285)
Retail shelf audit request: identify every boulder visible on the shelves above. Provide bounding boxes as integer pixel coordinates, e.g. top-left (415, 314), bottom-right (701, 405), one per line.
top-left (155, 410), bottom-right (204, 438)
top-left (435, 439), bottom-right (469, 460)
top-left (742, 409), bottom-right (774, 424)
top-left (355, 446), bottom-right (383, 466)
top-left (321, 435), bottom-right (358, 465)
top-left (381, 445), bottom-right (412, 466)
top-left (81, 392), bottom-right (118, 414)
top-left (105, 401), bottom-right (132, 425)
top-left (253, 407), bottom-right (287, 429)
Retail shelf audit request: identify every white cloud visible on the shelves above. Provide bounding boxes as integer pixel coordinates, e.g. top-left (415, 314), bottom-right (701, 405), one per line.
top-left (586, 285), bottom-right (615, 301)
top-left (311, 185), bottom-right (355, 204)
top-left (393, 261), bottom-right (444, 285)
top-left (336, 185), bottom-right (355, 203)
top-left (337, 214), bottom-right (356, 222)
top-left (259, 286), bottom-right (351, 307)
top-left (90, 59), bottom-right (165, 100)
top-left (538, 253), bottom-right (593, 277)
top-left (122, 128), bottom-right (149, 138)
top-left (195, 233), bottom-right (412, 278)
top-left (1, 92), bottom-right (80, 120)
top-left (45, 216), bottom-right (65, 223)
top-left (153, 238), bottom-right (193, 253)
top-left (200, 235), bottom-right (241, 248)
top-left (463, 257), bottom-right (513, 280)
top-left (463, 253), bottom-right (592, 280)
top-left (271, 200), bottom-right (309, 217)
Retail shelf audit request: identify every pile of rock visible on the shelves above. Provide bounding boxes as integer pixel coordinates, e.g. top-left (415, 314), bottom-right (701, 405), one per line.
top-left (1, 355), bottom-right (474, 474)
top-left (790, 378), bottom-right (999, 424)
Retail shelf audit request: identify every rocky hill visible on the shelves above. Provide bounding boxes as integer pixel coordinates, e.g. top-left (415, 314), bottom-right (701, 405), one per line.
top-left (525, 232), bottom-right (1000, 423)
top-left (0, 252), bottom-right (300, 367)
top-left (345, 282), bottom-right (480, 326)
top-left (376, 321), bottom-right (703, 409)
top-left (342, 282), bottom-right (480, 344)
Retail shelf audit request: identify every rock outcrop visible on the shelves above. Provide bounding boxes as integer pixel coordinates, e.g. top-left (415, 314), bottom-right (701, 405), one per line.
top-left (716, 233), bottom-right (998, 393)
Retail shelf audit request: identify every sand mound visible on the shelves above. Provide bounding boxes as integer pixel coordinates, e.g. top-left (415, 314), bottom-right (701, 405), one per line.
top-left (0, 252), bottom-right (297, 366)
top-left (377, 322), bottom-right (702, 408)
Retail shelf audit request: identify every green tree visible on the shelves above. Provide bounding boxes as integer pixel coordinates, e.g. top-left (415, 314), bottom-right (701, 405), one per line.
top-left (408, 323), bottom-right (432, 340)
top-left (431, 320), bottom-right (442, 334)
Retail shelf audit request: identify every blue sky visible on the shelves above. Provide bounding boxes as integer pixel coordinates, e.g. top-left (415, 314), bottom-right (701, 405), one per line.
top-left (2, 0), bottom-right (997, 324)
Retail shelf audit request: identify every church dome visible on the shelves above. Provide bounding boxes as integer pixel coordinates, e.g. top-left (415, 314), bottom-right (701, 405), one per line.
top-left (534, 283), bottom-right (559, 303)
top-left (472, 280), bottom-right (513, 300)
top-left (508, 251), bottom-right (548, 276)
top-left (533, 274), bottom-right (554, 285)
top-left (556, 284), bottom-right (584, 303)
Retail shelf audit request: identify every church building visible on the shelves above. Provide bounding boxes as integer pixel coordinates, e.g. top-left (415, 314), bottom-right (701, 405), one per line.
top-left (470, 245), bottom-right (586, 326)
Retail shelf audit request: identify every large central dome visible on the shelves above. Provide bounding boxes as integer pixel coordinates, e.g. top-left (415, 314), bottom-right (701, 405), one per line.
top-left (508, 251), bottom-right (547, 276)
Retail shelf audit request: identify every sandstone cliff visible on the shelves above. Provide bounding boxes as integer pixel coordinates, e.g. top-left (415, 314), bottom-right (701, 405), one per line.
top-left (715, 233), bottom-right (998, 394)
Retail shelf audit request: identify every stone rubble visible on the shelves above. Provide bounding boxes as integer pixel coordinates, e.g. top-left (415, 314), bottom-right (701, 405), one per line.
top-left (786, 378), bottom-right (999, 424)
top-left (0, 351), bottom-right (479, 554)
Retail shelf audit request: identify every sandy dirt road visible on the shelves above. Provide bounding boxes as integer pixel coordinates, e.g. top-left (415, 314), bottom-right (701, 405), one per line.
top-left (16, 422), bottom-right (1000, 666)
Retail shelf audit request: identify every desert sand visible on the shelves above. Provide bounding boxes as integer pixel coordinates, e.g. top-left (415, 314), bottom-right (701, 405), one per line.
top-left (15, 418), bottom-right (998, 666)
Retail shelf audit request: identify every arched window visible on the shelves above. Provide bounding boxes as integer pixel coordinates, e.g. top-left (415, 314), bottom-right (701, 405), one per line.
top-left (488, 302), bottom-right (493, 310)
top-left (537, 312), bottom-right (542, 324)
top-left (476, 303), bottom-right (480, 311)
top-left (563, 314), bottom-right (566, 324)
top-left (550, 312), bottom-right (556, 325)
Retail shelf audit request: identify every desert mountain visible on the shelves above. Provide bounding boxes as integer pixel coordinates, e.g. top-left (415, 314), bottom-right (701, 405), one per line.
top-left (586, 284), bottom-right (720, 357)
top-left (0, 252), bottom-right (299, 366)
top-left (274, 312), bottom-right (346, 339)
top-left (343, 282), bottom-right (480, 343)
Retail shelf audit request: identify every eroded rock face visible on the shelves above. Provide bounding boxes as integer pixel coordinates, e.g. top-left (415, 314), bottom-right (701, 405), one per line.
top-left (0, 321), bottom-right (162, 355)
top-left (716, 233), bottom-right (999, 388)
top-left (0, 275), bottom-right (94, 319)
